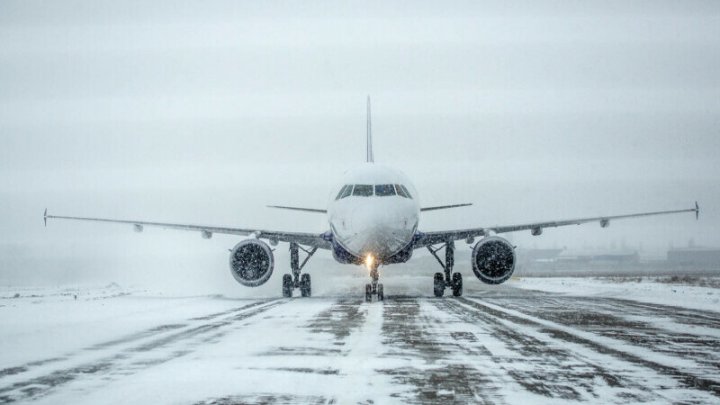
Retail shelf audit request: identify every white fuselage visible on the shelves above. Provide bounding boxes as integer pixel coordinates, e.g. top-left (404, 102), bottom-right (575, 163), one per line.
top-left (327, 164), bottom-right (420, 262)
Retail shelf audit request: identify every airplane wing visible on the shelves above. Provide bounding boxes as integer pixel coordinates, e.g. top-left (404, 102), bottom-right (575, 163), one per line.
top-left (414, 202), bottom-right (699, 248)
top-left (267, 205), bottom-right (327, 213)
top-left (44, 210), bottom-right (332, 249)
top-left (420, 203), bottom-right (472, 212)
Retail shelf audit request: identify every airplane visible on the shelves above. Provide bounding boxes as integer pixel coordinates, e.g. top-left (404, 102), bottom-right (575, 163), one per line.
top-left (44, 97), bottom-right (700, 302)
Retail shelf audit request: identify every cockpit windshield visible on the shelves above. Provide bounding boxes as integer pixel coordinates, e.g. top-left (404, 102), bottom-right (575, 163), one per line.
top-left (340, 185), bottom-right (353, 199)
top-left (335, 185), bottom-right (353, 200)
top-left (375, 184), bottom-right (396, 196)
top-left (395, 184), bottom-right (412, 199)
top-left (352, 184), bottom-right (374, 197)
top-left (336, 184), bottom-right (411, 199)
top-left (335, 185), bottom-right (349, 200)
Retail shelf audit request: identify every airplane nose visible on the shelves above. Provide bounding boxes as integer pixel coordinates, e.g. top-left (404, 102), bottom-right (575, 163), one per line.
top-left (349, 205), bottom-right (413, 256)
top-left (351, 204), bottom-right (399, 231)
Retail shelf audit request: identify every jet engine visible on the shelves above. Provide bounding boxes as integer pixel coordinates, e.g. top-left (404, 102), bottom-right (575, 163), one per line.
top-left (228, 239), bottom-right (274, 287)
top-left (472, 236), bottom-right (516, 285)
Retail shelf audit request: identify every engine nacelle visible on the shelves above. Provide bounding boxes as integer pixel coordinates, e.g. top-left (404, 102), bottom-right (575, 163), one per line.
top-left (228, 239), bottom-right (274, 287)
top-left (472, 236), bottom-right (516, 285)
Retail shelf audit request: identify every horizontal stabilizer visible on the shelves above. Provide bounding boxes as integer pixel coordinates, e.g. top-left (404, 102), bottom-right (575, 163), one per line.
top-left (267, 205), bottom-right (327, 214)
top-left (420, 203), bottom-right (473, 212)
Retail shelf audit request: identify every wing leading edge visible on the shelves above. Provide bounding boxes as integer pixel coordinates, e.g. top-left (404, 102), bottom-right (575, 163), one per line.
top-left (44, 211), bottom-right (331, 249)
top-left (421, 203), bottom-right (473, 212)
top-left (266, 205), bottom-right (327, 213)
top-left (414, 202), bottom-right (699, 248)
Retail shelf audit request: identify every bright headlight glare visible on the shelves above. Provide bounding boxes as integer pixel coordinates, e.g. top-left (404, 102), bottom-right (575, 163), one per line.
top-left (365, 254), bottom-right (375, 270)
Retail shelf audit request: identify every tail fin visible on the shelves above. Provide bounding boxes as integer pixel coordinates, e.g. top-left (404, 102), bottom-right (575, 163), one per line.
top-left (366, 95), bottom-right (374, 163)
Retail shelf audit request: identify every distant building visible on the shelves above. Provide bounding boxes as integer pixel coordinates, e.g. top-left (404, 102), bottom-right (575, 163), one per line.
top-left (516, 248), bottom-right (564, 263)
top-left (667, 248), bottom-right (720, 266)
top-left (557, 250), bottom-right (640, 264)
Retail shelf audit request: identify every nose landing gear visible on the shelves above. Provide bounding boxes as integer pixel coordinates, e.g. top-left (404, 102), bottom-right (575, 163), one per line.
top-left (282, 242), bottom-right (317, 298)
top-left (365, 263), bottom-right (384, 302)
top-left (428, 241), bottom-right (463, 297)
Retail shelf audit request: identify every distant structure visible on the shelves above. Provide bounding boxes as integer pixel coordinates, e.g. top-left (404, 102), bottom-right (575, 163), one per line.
top-left (558, 250), bottom-right (640, 265)
top-left (667, 248), bottom-right (720, 266)
top-left (517, 248), bottom-right (564, 263)
top-left (515, 245), bottom-right (720, 277)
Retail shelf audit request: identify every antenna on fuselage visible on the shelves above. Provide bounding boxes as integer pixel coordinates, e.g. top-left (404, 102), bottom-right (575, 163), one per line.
top-left (366, 95), bottom-right (374, 163)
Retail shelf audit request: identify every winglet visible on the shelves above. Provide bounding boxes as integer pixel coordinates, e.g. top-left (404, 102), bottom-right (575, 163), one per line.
top-left (695, 201), bottom-right (700, 220)
top-left (366, 95), bottom-right (374, 163)
top-left (44, 208), bottom-right (47, 227)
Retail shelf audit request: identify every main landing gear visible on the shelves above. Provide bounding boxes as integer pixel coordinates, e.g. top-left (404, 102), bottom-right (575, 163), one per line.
top-left (282, 242), bottom-right (317, 298)
top-left (427, 241), bottom-right (463, 297)
top-left (365, 262), bottom-right (384, 302)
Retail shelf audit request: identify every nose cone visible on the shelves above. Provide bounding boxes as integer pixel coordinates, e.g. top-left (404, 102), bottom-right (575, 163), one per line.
top-left (343, 204), bottom-right (416, 259)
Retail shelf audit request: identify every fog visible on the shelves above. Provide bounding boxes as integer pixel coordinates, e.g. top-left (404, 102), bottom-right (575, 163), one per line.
top-left (1, 1), bottom-right (718, 290)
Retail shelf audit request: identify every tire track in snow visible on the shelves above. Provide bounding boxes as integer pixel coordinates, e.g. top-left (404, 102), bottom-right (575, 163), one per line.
top-left (600, 298), bottom-right (720, 330)
top-left (0, 299), bottom-right (284, 404)
top-left (432, 298), bottom-right (640, 403)
top-left (481, 294), bottom-right (720, 378)
top-left (458, 296), bottom-right (720, 401)
top-left (378, 297), bottom-right (501, 404)
top-left (193, 298), bottom-right (371, 404)
top-left (0, 300), bottom-right (271, 382)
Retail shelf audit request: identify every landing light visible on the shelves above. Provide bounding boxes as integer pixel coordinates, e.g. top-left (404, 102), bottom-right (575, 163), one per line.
top-left (365, 254), bottom-right (375, 270)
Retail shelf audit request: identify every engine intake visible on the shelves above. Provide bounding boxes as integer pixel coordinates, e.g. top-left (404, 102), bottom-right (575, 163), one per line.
top-left (472, 236), bottom-right (516, 285)
top-left (229, 239), bottom-right (274, 287)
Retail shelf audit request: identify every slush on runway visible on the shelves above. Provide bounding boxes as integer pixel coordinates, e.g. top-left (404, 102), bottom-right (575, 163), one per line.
top-left (1, 278), bottom-right (718, 404)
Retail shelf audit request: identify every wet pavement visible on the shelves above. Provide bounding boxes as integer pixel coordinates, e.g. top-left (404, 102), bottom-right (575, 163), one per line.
top-left (1, 284), bottom-right (719, 404)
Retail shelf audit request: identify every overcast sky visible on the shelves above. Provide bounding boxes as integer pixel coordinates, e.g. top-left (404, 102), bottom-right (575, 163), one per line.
top-left (1, 1), bottom-right (718, 287)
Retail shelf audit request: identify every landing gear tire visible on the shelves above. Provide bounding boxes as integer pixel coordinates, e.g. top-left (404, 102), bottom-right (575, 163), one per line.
top-left (282, 274), bottom-right (293, 298)
top-left (433, 272), bottom-right (445, 298)
top-left (452, 272), bottom-right (463, 297)
top-left (377, 284), bottom-right (384, 301)
top-left (365, 284), bottom-right (372, 302)
top-left (300, 273), bottom-right (311, 297)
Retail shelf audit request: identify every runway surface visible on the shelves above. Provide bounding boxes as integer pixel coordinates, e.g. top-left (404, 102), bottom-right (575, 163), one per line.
top-left (1, 279), bottom-right (719, 404)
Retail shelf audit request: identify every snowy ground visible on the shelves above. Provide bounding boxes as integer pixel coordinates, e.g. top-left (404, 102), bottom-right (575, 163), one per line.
top-left (1, 276), bottom-right (719, 404)
top-left (513, 276), bottom-right (720, 312)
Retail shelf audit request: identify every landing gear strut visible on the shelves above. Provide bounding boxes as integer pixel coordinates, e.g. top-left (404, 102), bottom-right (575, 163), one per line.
top-left (282, 242), bottom-right (317, 298)
top-left (365, 262), bottom-right (384, 302)
top-left (427, 241), bottom-right (462, 297)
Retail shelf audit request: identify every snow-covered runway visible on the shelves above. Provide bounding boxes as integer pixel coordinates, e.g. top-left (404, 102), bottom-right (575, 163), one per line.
top-left (1, 278), bottom-right (719, 404)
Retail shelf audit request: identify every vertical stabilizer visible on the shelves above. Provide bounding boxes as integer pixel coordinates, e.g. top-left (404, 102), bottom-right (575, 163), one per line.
top-left (366, 95), bottom-right (374, 163)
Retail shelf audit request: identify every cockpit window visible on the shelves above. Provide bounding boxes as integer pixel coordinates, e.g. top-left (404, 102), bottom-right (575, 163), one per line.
top-left (340, 185), bottom-right (353, 199)
top-left (395, 184), bottom-right (412, 199)
top-left (352, 184), bottom-right (374, 196)
top-left (335, 185), bottom-right (349, 200)
top-left (401, 185), bottom-right (413, 199)
top-left (375, 184), bottom-right (396, 196)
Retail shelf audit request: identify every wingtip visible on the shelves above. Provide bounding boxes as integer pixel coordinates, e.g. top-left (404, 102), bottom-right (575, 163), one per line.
top-left (43, 208), bottom-right (47, 227)
top-left (695, 201), bottom-right (700, 220)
